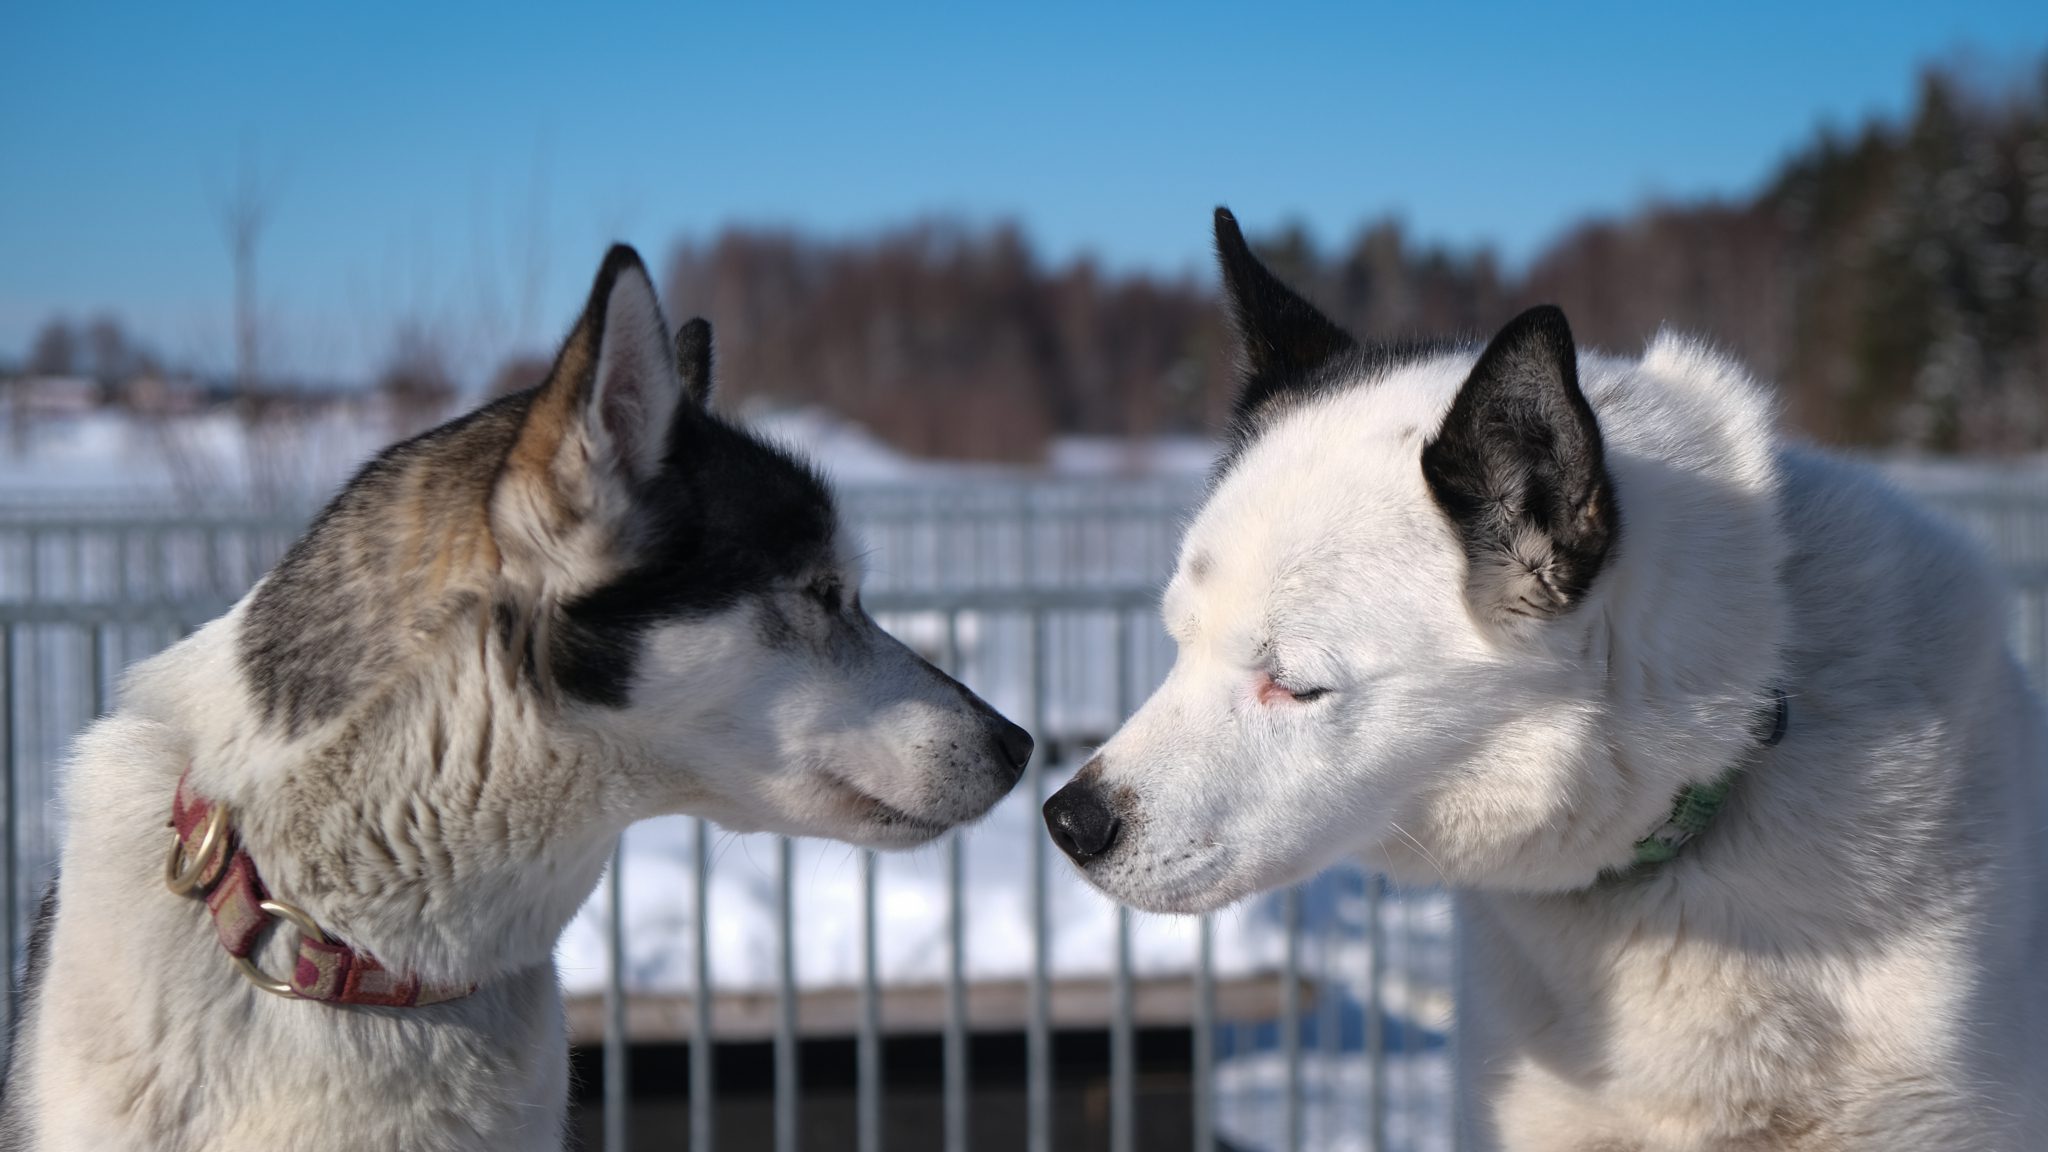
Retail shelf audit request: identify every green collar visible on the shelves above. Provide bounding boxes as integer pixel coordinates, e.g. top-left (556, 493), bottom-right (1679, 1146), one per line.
top-left (1619, 688), bottom-right (1788, 873)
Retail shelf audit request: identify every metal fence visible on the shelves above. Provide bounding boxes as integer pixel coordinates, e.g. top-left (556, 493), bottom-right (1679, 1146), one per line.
top-left (3, 472), bottom-right (2046, 1152)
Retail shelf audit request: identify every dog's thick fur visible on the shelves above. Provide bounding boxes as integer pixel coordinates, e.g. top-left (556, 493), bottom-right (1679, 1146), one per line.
top-left (1046, 210), bottom-right (2048, 1149)
top-left (0, 247), bottom-right (1030, 1151)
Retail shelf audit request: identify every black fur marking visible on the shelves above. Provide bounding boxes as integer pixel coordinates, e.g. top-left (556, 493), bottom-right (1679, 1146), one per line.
top-left (1419, 305), bottom-right (1616, 616)
top-left (240, 246), bottom-right (837, 723)
top-left (1210, 207), bottom-right (1461, 476)
top-left (550, 412), bottom-right (837, 707)
top-left (676, 317), bottom-right (714, 407)
top-left (548, 265), bottom-right (838, 705)
top-left (1215, 206), bottom-right (1359, 422)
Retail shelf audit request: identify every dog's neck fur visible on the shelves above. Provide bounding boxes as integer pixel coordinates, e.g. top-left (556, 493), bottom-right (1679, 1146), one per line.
top-left (131, 386), bottom-right (668, 986)
top-left (134, 388), bottom-right (679, 988)
top-left (132, 595), bottom-right (632, 988)
top-left (1368, 337), bottom-right (1788, 893)
top-left (1441, 347), bottom-right (2043, 1145)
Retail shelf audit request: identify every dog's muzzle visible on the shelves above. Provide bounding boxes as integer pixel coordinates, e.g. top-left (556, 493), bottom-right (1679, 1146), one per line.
top-left (1042, 776), bottom-right (1121, 865)
top-left (992, 715), bottom-right (1034, 783)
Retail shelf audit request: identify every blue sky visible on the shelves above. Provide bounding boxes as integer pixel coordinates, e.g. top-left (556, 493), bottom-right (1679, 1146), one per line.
top-left (4, 0), bottom-right (2046, 381)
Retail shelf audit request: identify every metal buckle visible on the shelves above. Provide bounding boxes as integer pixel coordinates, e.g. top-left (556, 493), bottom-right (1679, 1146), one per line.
top-left (163, 804), bottom-right (230, 895)
top-left (229, 898), bottom-right (330, 998)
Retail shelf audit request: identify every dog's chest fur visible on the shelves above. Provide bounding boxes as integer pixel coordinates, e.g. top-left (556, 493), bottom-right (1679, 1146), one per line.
top-left (1452, 439), bottom-right (2048, 1149)
top-left (4, 612), bottom-right (603, 1152)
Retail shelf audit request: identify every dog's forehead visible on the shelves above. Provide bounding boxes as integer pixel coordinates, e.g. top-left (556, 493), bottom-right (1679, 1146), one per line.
top-left (1184, 364), bottom-right (1468, 582)
top-left (1163, 362), bottom-right (1482, 659)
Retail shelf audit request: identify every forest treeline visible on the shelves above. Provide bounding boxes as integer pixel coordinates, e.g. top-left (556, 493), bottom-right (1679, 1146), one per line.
top-left (664, 60), bottom-right (2048, 459)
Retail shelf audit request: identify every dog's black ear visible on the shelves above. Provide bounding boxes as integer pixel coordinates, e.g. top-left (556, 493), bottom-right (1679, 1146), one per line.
top-left (676, 317), bottom-right (714, 407)
top-left (1420, 305), bottom-right (1615, 622)
top-left (1215, 206), bottom-right (1356, 423)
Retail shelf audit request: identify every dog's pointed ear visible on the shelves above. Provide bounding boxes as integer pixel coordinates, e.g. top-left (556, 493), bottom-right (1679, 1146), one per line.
top-left (1420, 305), bottom-right (1616, 623)
top-left (495, 242), bottom-right (696, 565)
top-left (575, 245), bottom-right (683, 484)
top-left (499, 245), bottom-right (688, 535)
top-left (1215, 206), bottom-right (1356, 423)
top-left (675, 317), bottom-right (714, 407)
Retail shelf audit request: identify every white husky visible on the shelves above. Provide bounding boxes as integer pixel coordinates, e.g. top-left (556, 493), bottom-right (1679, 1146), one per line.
top-left (1044, 209), bottom-right (2048, 1149)
top-left (0, 246), bottom-right (1032, 1151)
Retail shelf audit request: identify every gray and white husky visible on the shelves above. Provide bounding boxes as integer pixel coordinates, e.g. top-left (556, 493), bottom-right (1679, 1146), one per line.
top-left (0, 246), bottom-right (1031, 1151)
top-left (1045, 210), bottom-right (2047, 1149)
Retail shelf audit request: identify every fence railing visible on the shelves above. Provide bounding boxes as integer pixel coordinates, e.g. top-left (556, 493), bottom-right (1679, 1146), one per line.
top-left (5, 472), bottom-right (2047, 1152)
top-left (0, 484), bottom-right (1455, 1152)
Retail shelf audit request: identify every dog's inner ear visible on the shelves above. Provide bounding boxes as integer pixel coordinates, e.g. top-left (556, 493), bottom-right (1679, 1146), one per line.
top-left (582, 249), bottom-right (685, 485)
top-left (1420, 305), bottom-right (1616, 624)
top-left (1214, 206), bottom-right (1358, 424)
top-left (502, 245), bottom-right (688, 526)
top-left (676, 317), bottom-right (714, 407)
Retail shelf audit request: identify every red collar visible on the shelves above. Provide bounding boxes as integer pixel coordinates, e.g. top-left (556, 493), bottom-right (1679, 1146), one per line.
top-left (166, 768), bottom-right (473, 1008)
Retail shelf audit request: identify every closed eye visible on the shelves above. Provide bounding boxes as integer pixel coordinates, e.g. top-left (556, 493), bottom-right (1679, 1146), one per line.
top-left (1254, 670), bottom-right (1332, 707)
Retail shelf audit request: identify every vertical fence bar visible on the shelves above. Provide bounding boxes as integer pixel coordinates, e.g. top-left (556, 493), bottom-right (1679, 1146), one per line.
top-left (201, 520), bottom-right (222, 601)
top-left (945, 828), bottom-right (968, 1152)
top-left (692, 819), bottom-right (714, 1152)
top-left (604, 842), bottom-right (629, 1152)
top-left (1317, 886), bottom-right (1338, 1150)
top-left (2, 623), bottom-right (15, 1050)
top-left (1450, 888), bottom-right (1467, 1152)
top-left (90, 620), bottom-right (108, 718)
top-left (776, 835), bottom-right (799, 1152)
top-left (1109, 610), bottom-right (1136, 1152)
top-left (1027, 610), bottom-right (1052, 1152)
top-left (1283, 886), bottom-right (1303, 1152)
top-left (2034, 584), bottom-right (2048, 684)
top-left (1395, 890), bottom-right (1413, 1133)
top-left (11, 545), bottom-right (31, 1041)
top-left (858, 848), bottom-right (881, 1152)
top-left (1111, 906), bottom-right (1134, 1152)
top-left (1366, 875), bottom-right (1386, 1152)
top-left (942, 611), bottom-right (969, 1152)
top-left (146, 527), bottom-right (164, 603)
top-left (1193, 914), bottom-right (1215, 1152)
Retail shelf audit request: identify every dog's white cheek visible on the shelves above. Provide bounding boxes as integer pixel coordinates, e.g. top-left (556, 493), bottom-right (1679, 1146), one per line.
top-left (1090, 663), bottom-right (1442, 908)
top-left (606, 612), bottom-right (995, 839)
top-left (772, 642), bottom-right (989, 819)
top-left (1080, 668), bottom-right (1255, 904)
top-left (606, 616), bottom-right (812, 819)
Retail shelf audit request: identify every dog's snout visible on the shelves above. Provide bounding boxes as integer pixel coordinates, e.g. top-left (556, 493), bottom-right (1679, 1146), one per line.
top-left (957, 681), bottom-right (1032, 783)
top-left (1043, 778), bottom-right (1121, 865)
top-left (993, 717), bottom-right (1034, 781)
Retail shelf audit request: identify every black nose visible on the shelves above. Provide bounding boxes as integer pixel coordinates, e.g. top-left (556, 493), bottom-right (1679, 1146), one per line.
top-left (1043, 779), bottom-right (1121, 865)
top-left (992, 717), bottom-right (1033, 782)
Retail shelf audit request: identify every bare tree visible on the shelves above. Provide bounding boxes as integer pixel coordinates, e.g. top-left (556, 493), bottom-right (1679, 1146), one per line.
top-left (214, 141), bottom-right (285, 419)
top-left (208, 141), bottom-right (297, 506)
top-left (26, 317), bottom-right (77, 377)
top-left (375, 322), bottom-right (459, 439)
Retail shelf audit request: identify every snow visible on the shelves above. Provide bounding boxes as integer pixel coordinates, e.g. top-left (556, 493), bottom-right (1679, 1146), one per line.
top-left (0, 402), bottom-right (1225, 504)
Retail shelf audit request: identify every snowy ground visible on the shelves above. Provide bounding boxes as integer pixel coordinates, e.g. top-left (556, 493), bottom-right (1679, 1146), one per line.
top-left (0, 400), bottom-right (1222, 505)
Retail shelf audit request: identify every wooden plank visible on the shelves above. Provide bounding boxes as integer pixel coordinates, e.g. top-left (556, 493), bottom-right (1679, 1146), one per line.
top-left (565, 974), bottom-right (1312, 1045)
